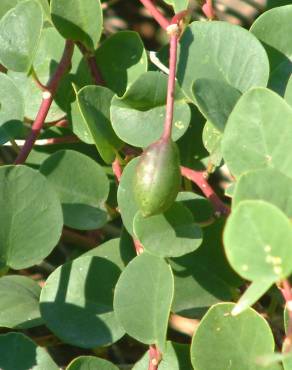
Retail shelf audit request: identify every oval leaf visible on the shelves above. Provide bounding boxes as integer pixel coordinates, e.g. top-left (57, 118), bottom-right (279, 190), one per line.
top-left (0, 332), bottom-right (58, 370)
top-left (222, 88), bottom-right (292, 178)
top-left (0, 165), bottom-right (63, 270)
top-left (111, 71), bottom-right (191, 147)
top-left (40, 150), bottom-right (109, 230)
top-left (191, 303), bottom-right (277, 370)
top-left (40, 256), bottom-right (125, 348)
top-left (76, 85), bottom-right (122, 163)
top-left (0, 275), bottom-right (43, 329)
top-left (0, 0), bottom-right (43, 72)
top-left (67, 356), bottom-right (118, 370)
top-left (113, 253), bottom-right (174, 352)
top-left (50, 0), bottom-right (103, 51)
top-left (177, 21), bottom-right (269, 103)
top-left (134, 202), bottom-right (202, 258)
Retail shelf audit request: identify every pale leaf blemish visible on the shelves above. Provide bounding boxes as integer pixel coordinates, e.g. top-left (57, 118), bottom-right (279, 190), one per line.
top-left (264, 245), bottom-right (271, 253)
top-left (216, 327), bottom-right (221, 331)
top-left (223, 312), bottom-right (230, 317)
top-left (241, 264), bottom-right (249, 271)
top-left (265, 154), bottom-right (272, 162)
top-left (273, 266), bottom-right (282, 275)
top-left (142, 173), bottom-right (152, 185)
top-left (174, 121), bottom-right (184, 130)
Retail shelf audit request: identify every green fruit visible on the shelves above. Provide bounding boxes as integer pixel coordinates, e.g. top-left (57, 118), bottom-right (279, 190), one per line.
top-left (134, 138), bottom-right (181, 217)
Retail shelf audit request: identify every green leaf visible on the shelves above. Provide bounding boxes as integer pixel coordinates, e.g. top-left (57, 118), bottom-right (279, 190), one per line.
top-left (176, 191), bottom-right (213, 224)
top-left (40, 255), bottom-right (125, 348)
top-left (67, 356), bottom-right (119, 370)
top-left (233, 168), bottom-right (292, 218)
top-left (0, 332), bottom-right (58, 370)
top-left (117, 157), bottom-right (140, 236)
top-left (162, 0), bottom-right (189, 12)
top-left (177, 21), bottom-right (269, 103)
top-left (170, 219), bottom-right (242, 317)
top-left (191, 303), bottom-right (278, 370)
top-left (0, 275), bottom-right (43, 329)
top-left (133, 202), bottom-right (202, 258)
top-left (81, 234), bottom-right (136, 270)
top-left (202, 121), bottom-right (222, 168)
top-left (113, 253), bottom-right (174, 352)
top-left (193, 79), bottom-right (241, 132)
top-left (0, 165), bottom-right (63, 270)
top-left (76, 85), bottom-right (123, 163)
top-left (251, 5), bottom-right (292, 97)
top-left (50, 0), bottom-right (103, 51)
top-left (0, 73), bottom-right (24, 144)
top-left (222, 88), bottom-right (292, 179)
top-left (133, 341), bottom-right (192, 370)
top-left (0, 0), bottom-right (43, 72)
top-left (40, 150), bottom-right (109, 230)
top-left (224, 200), bottom-right (292, 282)
top-left (95, 31), bottom-right (148, 96)
top-left (111, 71), bottom-right (191, 147)
top-left (0, 0), bottom-right (51, 22)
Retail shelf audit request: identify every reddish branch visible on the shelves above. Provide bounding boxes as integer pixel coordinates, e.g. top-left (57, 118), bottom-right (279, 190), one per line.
top-left (139, 0), bottom-right (170, 30)
top-left (202, 0), bottom-right (216, 20)
top-left (279, 279), bottom-right (292, 352)
top-left (14, 40), bottom-right (74, 165)
top-left (181, 166), bottom-right (230, 216)
top-left (148, 345), bottom-right (161, 370)
top-left (77, 42), bottom-right (104, 85)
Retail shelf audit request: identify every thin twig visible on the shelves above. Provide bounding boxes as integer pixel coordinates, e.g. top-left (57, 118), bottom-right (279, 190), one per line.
top-left (180, 166), bottom-right (230, 216)
top-left (139, 0), bottom-right (170, 30)
top-left (14, 40), bottom-right (74, 164)
top-left (77, 42), bottom-right (104, 85)
top-left (148, 345), bottom-right (161, 370)
top-left (202, 0), bottom-right (216, 20)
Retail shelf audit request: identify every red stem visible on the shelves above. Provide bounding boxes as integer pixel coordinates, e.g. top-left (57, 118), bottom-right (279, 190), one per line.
top-left (139, 0), bottom-right (170, 30)
top-left (148, 345), bottom-right (161, 370)
top-left (202, 0), bottom-right (215, 20)
top-left (112, 157), bottom-right (123, 183)
top-left (180, 166), bottom-right (230, 216)
top-left (279, 279), bottom-right (292, 352)
top-left (14, 40), bottom-right (74, 165)
top-left (77, 42), bottom-right (104, 85)
top-left (162, 33), bottom-right (178, 141)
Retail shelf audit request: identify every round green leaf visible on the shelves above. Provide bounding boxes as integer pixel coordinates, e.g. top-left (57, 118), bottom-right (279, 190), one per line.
top-left (0, 275), bottom-right (43, 329)
top-left (113, 253), bottom-right (174, 352)
top-left (0, 332), bottom-right (58, 370)
top-left (0, 0), bottom-right (43, 72)
top-left (133, 341), bottom-right (191, 370)
top-left (0, 73), bottom-right (24, 144)
top-left (67, 356), bottom-right (118, 370)
top-left (76, 85), bottom-right (123, 163)
top-left (50, 0), bottom-right (103, 51)
top-left (95, 31), bottom-right (148, 96)
top-left (177, 21), bottom-right (269, 103)
top-left (40, 256), bottom-right (125, 348)
top-left (251, 5), bottom-right (292, 97)
top-left (81, 233), bottom-right (136, 270)
top-left (117, 157), bottom-right (140, 236)
top-left (176, 191), bottom-right (213, 224)
top-left (222, 88), bottom-right (292, 178)
top-left (111, 71), bottom-right (191, 147)
top-left (233, 168), bottom-right (292, 218)
top-left (191, 303), bottom-right (277, 370)
top-left (193, 78), bottom-right (241, 132)
top-left (134, 202), bottom-right (202, 258)
top-left (171, 218), bottom-right (242, 316)
top-left (0, 165), bottom-right (63, 270)
top-left (40, 150), bottom-right (109, 230)
top-left (224, 200), bottom-right (292, 282)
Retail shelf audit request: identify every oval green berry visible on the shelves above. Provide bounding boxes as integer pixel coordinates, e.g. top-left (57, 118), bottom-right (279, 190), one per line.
top-left (133, 138), bottom-right (181, 217)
